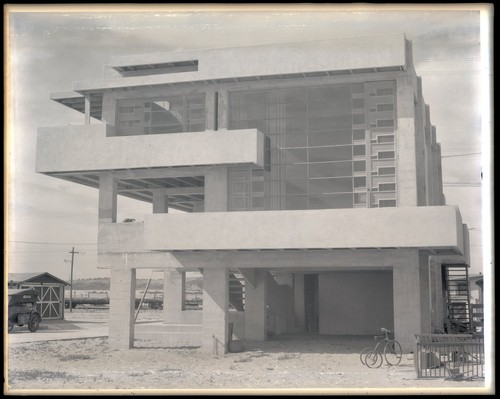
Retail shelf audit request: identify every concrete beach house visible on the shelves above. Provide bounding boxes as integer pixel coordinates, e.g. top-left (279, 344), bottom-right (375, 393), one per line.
top-left (36, 34), bottom-right (471, 353)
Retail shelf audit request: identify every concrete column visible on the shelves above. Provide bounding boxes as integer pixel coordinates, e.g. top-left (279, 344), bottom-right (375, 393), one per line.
top-left (244, 269), bottom-right (268, 341)
top-left (152, 190), bottom-right (169, 214)
top-left (419, 253), bottom-right (432, 334)
top-left (201, 267), bottom-right (229, 354)
top-left (429, 257), bottom-right (445, 332)
top-left (192, 201), bottom-right (205, 213)
top-left (101, 92), bottom-right (117, 129)
top-left (84, 95), bottom-right (91, 125)
top-left (217, 90), bottom-right (228, 130)
top-left (205, 167), bottom-right (228, 212)
top-left (205, 89), bottom-right (217, 131)
top-left (163, 269), bottom-right (185, 323)
top-left (109, 268), bottom-right (136, 350)
top-left (99, 172), bottom-right (117, 223)
top-left (293, 273), bottom-right (305, 331)
top-left (393, 251), bottom-right (421, 352)
top-left (396, 76), bottom-right (418, 207)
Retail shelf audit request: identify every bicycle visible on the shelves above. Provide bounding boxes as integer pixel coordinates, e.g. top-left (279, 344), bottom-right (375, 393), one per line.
top-left (360, 327), bottom-right (402, 368)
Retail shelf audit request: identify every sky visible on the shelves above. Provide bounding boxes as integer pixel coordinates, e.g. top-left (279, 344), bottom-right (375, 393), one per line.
top-left (5, 4), bottom-right (493, 283)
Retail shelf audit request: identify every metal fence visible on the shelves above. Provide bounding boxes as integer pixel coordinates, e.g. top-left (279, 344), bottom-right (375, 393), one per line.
top-left (414, 334), bottom-right (484, 380)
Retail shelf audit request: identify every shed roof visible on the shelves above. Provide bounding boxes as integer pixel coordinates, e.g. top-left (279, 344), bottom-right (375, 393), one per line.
top-left (8, 272), bottom-right (69, 286)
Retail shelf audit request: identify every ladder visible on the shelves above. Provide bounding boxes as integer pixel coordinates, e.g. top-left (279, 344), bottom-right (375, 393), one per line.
top-left (443, 264), bottom-right (472, 333)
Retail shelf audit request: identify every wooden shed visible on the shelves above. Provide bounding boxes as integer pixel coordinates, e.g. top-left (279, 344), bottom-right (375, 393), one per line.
top-left (8, 272), bottom-right (69, 320)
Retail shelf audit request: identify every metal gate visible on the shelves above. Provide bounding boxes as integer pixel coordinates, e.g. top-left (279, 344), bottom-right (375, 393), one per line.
top-left (414, 334), bottom-right (484, 380)
top-left (21, 284), bottom-right (64, 319)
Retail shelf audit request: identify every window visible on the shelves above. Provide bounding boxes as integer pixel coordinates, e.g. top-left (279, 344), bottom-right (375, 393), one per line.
top-left (353, 176), bottom-right (366, 188)
top-left (352, 98), bottom-right (365, 109)
top-left (379, 167), bottom-right (396, 175)
top-left (352, 114), bottom-right (365, 125)
top-left (377, 103), bottom-right (394, 112)
top-left (353, 161), bottom-right (366, 172)
top-left (377, 135), bottom-right (394, 143)
top-left (378, 151), bottom-right (395, 159)
top-left (379, 183), bottom-right (396, 191)
top-left (353, 145), bottom-right (366, 157)
top-left (377, 119), bottom-right (394, 128)
top-left (379, 199), bottom-right (397, 207)
top-left (354, 193), bottom-right (367, 204)
top-left (353, 129), bottom-right (365, 141)
top-left (376, 88), bottom-right (394, 96)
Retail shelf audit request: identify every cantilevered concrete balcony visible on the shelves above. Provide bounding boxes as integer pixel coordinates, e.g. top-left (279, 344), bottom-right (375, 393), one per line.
top-left (139, 206), bottom-right (466, 255)
top-left (36, 124), bottom-right (265, 173)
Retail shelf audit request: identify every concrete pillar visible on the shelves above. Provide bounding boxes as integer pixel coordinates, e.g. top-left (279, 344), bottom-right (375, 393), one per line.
top-left (419, 253), bottom-right (432, 334)
top-left (84, 95), bottom-right (91, 125)
top-left (396, 76), bottom-right (418, 207)
top-left (205, 89), bottom-right (217, 131)
top-left (201, 267), bottom-right (229, 354)
top-left (201, 166), bottom-right (229, 353)
top-left (244, 269), bottom-right (268, 341)
top-left (393, 251), bottom-right (421, 352)
top-left (152, 190), bottom-right (169, 214)
top-left (217, 90), bottom-right (228, 130)
top-left (429, 257), bottom-right (445, 332)
top-left (205, 167), bottom-right (228, 212)
top-left (163, 269), bottom-right (185, 323)
top-left (192, 201), bottom-right (205, 213)
top-left (101, 92), bottom-right (117, 129)
top-left (99, 172), bottom-right (117, 223)
top-left (109, 268), bottom-right (136, 350)
top-left (293, 273), bottom-right (305, 331)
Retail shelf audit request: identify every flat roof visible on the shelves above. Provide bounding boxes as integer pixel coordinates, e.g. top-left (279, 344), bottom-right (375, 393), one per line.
top-left (71, 33), bottom-right (410, 93)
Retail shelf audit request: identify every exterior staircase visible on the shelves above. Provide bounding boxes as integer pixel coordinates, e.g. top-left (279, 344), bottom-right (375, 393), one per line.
top-left (229, 272), bottom-right (245, 311)
top-left (443, 264), bottom-right (472, 333)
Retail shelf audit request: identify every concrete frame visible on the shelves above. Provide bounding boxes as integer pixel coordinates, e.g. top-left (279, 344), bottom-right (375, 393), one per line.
top-left (36, 34), bottom-right (471, 354)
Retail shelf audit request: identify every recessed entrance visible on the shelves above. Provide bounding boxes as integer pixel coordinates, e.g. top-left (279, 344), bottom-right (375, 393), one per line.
top-left (304, 274), bottom-right (319, 333)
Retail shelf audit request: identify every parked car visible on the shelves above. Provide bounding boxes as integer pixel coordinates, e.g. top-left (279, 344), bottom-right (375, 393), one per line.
top-left (8, 288), bottom-right (42, 332)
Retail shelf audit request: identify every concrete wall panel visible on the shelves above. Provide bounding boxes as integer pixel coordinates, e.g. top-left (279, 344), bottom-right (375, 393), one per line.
top-left (143, 206), bottom-right (465, 252)
top-left (37, 125), bottom-right (264, 173)
top-left (318, 271), bottom-right (393, 335)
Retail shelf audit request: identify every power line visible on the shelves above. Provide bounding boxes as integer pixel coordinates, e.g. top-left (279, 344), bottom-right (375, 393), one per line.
top-left (9, 240), bottom-right (97, 245)
top-left (442, 152), bottom-right (482, 158)
top-left (414, 57), bottom-right (480, 62)
top-left (8, 250), bottom-right (77, 254)
top-left (7, 249), bottom-right (97, 254)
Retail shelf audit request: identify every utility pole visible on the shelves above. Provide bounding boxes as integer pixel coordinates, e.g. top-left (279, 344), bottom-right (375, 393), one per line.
top-left (68, 247), bottom-right (79, 313)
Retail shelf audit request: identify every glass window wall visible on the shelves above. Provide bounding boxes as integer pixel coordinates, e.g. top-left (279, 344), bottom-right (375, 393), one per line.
top-left (116, 94), bottom-right (206, 136)
top-left (228, 81), bottom-right (397, 211)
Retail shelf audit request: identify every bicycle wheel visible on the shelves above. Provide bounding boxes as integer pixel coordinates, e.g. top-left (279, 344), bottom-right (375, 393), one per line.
top-left (384, 340), bottom-right (402, 366)
top-left (365, 351), bottom-right (383, 368)
top-left (359, 347), bottom-right (371, 365)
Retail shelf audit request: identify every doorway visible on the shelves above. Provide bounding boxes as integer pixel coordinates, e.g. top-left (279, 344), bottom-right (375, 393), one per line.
top-left (304, 274), bottom-right (319, 333)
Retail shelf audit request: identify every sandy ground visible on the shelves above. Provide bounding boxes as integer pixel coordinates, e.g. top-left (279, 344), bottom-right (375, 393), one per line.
top-left (6, 308), bottom-right (490, 395)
